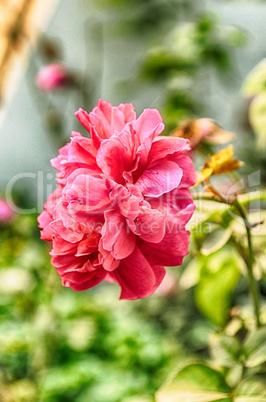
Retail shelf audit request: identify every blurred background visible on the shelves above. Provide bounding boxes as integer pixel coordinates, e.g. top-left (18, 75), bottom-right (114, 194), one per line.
top-left (0, 0), bottom-right (266, 401)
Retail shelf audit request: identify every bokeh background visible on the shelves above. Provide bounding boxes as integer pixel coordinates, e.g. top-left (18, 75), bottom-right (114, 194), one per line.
top-left (0, 1), bottom-right (266, 401)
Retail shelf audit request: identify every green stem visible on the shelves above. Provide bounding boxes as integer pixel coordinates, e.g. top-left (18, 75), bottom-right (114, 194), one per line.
top-left (192, 191), bottom-right (262, 327)
top-left (233, 199), bottom-right (261, 328)
top-left (192, 190), bottom-right (266, 206)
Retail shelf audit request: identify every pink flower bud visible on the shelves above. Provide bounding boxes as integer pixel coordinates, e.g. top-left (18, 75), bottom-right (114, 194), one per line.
top-left (36, 63), bottom-right (70, 92)
top-left (193, 119), bottom-right (235, 146)
top-left (172, 119), bottom-right (235, 155)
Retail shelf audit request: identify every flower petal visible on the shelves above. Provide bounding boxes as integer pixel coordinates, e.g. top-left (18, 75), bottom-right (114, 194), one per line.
top-left (75, 108), bottom-right (103, 149)
top-left (132, 108), bottom-right (164, 142)
top-left (96, 128), bottom-right (135, 183)
top-left (75, 232), bottom-right (100, 256)
top-left (171, 154), bottom-right (197, 188)
top-left (51, 236), bottom-right (77, 256)
top-left (76, 100), bottom-right (136, 141)
top-left (131, 209), bottom-right (166, 243)
top-left (98, 242), bottom-right (120, 272)
top-left (106, 180), bottom-right (141, 220)
top-left (135, 161), bottom-right (183, 197)
top-left (49, 219), bottom-right (84, 243)
top-left (101, 210), bottom-right (136, 260)
top-left (37, 211), bottom-right (53, 241)
top-left (63, 171), bottom-right (110, 214)
top-left (90, 100), bottom-right (136, 139)
top-left (148, 188), bottom-right (194, 218)
top-left (139, 222), bottom-right (191, 267)
top-left (147, 136), bottom-right (190, 168)
top-left (112, 246), bottom-right (165, 300)
top-left (61, 269), bottom-right (107, 291)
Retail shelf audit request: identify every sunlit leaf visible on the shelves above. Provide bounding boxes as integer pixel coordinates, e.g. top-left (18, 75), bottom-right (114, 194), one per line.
top-left (179, 258), bottom-right (202, 289)
top-left (209, 333), bottom-right (242, 367)
top-left (235, 398), bottom-right (266, 402)
top-left (249, 93), bottom-right (266, 150)
top-left (201, 227), bottom-right (232, 256)
top-left (243, 59), bottom-right (266, 97)
top-left (169, 23), bottom-right (201, 63)
top-left (1, 379), bottom-right (36, 402)
top-left (194, 249), bottom-right (241, 326)
top-left (224, 26), bottom-right (247, 48)
top-left (245, 345), bottom-right (266, 368)
top-left (0, 267), bottom-right (34, 294)
top-left (244, 327), bottom-right (266, 355)
top-left (156, 362), bottom-right (232, 402)
top-left (225, 365), bottom-right (243, 390)
top-left (231, 211), bottom-right (266, 237)
top-left (244, 327), bottom-right (266, 368)
top-left (235, 375), bottom-right (266, 402)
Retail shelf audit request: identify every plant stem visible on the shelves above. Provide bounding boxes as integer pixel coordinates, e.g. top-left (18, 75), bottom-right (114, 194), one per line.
top-left (192, 190), bottom-right (266, 205)
top-left (192, 190), bottom-right (263, 327)
top-left (233, 199), bottom-right (261, 328)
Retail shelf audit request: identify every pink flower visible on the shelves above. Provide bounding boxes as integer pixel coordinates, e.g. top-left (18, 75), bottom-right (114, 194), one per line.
top-left (0, 199), bottom-right (15, 223)
top-left (36, 63), bottom-right (70, 91)
top-left (38, 100), bottom-right (196, 300)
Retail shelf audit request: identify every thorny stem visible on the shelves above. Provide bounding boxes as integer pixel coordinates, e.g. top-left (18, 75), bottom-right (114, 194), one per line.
top-left (192, 189), bottom-right (263, 328)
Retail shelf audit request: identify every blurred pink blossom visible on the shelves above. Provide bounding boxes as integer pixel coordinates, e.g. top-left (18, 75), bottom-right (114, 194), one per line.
top-left (172, 118), bottom-right (235, 150)
top-left (0, 199), bottom-right (15, 223)
top-left (36, 63), bottom-right (70, 91)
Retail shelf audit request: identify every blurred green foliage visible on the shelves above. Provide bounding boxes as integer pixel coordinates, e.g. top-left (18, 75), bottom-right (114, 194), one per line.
top-left (93, 0), bottom-right (201, 35)
top-left (141, 12), bottom-right (246, 131)
top-left (156, 328), bottom-right (266, 401)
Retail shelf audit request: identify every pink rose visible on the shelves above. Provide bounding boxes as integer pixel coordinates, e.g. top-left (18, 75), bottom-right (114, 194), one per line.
top-left (0, 199), bottom-right (15, 223)
top-left (38, 100), bottom-right (196, 300)
top-left (36, 63), bottom-right (69, 91)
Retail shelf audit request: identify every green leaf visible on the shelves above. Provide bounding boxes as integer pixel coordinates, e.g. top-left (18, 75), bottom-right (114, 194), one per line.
top-left (234, 398), bottom-right (266, 402)
top-left (194, 250), bottom-right (241, 326)
top-left (245, 345), bottom-right (266, 368)
top-left (243, 59), bottom-right (266, 97)
top-left (209, 333), bottom-right (242, 367)
top-left (179, 258), bottom-right (203, 289)
top-left (169, 23), bottom-right (201, 63)
top-left (156, 362), bottom-right (232, 402)
top-left (231, 211), bottom-right (266, 238)
top-left (224, 27), bottom-right (247, 48)
top-left (225, 365), bottom-right (244, 390)
top-left (235, 375), bottom-right (266, 402)
top-left (244, 328), bottom-right (266, 368)
top-left (201, 227), bottom-right (232, 256)
top-left (249, 93), bottom-right (266, 150)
